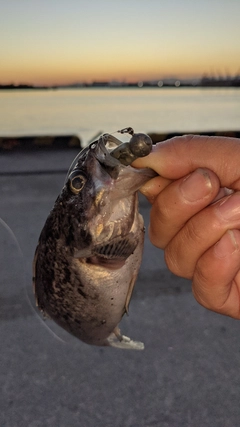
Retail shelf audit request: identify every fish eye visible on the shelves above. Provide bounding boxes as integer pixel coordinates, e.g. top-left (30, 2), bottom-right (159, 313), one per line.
top-left (69, 171), bottom-right (87, 194)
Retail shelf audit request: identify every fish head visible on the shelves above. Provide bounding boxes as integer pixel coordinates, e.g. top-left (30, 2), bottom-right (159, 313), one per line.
top-left (59, 134), bottom-right (155, 259)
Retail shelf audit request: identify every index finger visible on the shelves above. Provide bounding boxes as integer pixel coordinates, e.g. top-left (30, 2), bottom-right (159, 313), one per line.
top-left (134, 135), bottom-right (240, 191)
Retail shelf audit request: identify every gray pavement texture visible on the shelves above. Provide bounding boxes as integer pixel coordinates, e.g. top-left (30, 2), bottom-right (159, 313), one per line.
top-left (1, 149), bottom-right (240, 427)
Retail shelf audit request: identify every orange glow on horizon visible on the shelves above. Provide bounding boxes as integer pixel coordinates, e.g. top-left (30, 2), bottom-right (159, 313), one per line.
top-left (1, 1), bottom-right (240, 87)
top-left (2, 51), bottom-right (240, 87)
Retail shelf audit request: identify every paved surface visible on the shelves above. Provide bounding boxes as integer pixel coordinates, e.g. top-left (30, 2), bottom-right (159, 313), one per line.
top-left (1, 150), bottom-right (240, 427)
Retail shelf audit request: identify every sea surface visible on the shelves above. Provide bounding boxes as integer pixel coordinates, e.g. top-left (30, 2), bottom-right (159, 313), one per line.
top-left (0, 87), bottom-right (239, 145)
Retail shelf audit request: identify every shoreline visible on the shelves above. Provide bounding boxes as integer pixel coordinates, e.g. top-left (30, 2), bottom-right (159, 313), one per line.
top-left (1, 130), bottom-right (240, 152)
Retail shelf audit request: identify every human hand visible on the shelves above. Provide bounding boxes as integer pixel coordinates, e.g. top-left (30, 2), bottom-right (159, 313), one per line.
top-left (134, 135), bottom-right (240, 318)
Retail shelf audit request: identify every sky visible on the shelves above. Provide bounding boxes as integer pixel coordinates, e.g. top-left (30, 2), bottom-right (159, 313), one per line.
top-left (0, 0), bottom-right (240, 86)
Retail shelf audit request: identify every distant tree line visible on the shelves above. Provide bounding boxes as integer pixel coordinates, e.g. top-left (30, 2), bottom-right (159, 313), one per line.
top-left (0, 76), bottom-right (240, 90)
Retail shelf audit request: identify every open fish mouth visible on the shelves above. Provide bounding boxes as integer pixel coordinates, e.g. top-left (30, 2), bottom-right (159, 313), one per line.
top-left (97, 126), bottom-right (153, 167)
top-left (66, 127), bottom-right (153, 180)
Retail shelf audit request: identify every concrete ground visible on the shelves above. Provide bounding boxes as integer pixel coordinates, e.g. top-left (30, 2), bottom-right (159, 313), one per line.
top-left (1, 149), bottom-right (240, 427)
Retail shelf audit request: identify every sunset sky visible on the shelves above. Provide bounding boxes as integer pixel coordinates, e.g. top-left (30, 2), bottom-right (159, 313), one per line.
top-left (1, 0), bottom-right (240, 86)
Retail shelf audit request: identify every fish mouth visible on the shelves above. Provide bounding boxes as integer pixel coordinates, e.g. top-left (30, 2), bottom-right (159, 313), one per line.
top-left (65, 135), bottom-right (121, 182)
top-left (66, 127), bottom-right (154, 181)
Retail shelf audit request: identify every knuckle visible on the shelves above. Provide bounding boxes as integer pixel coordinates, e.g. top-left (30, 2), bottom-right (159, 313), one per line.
top-left (164, 222), bottom-right (202, 276)
top-left (154, 195), bottom-right (172, 222)
top-left (192, 264), bottom-right (214, 310)
top-left (194, 264), bottom-right (209, 293)
top-left (171, 135), bottom-right (196, 162)
top-left (149, 229), bottom-right (163, 249)
top-left (164, 249), bottom-right (180, 275)
top-left (183, 219), bottom-right (203, 244)
top-left (164, 245), bottom-right (193, 279)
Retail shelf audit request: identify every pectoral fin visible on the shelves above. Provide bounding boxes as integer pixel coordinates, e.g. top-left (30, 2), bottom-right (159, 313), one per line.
top-left (124, 271), bottom-right (138, 314)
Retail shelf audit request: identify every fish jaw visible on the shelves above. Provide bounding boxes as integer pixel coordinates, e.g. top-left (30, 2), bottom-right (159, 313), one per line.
top-left (73, 153), bottom-right (155, 252)
top-left (92, 138), bottom-right (156, 200)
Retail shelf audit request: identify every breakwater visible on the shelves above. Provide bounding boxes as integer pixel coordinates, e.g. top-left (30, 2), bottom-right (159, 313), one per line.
top-left (1, 130), bottom-right (240, 152)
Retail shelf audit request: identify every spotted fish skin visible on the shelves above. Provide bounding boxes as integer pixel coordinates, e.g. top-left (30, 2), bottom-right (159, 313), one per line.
top-left (33, 134), bottom-right (155, 349)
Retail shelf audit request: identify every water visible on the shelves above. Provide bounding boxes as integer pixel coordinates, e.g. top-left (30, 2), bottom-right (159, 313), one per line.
top-left (0, 87), bottom-right (239, 144)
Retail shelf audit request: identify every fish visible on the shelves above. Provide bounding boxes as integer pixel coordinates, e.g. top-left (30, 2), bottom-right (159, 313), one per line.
top-left (33, 128), bottom-right (156, 350)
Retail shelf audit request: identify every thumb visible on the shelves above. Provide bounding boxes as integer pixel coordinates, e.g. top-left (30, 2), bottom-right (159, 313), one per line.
top-left (134, 135), bottom-right (240, 191)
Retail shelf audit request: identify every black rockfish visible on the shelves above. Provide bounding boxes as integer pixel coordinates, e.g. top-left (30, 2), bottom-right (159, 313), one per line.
top-left (33, 128), bottom-right (155, 350)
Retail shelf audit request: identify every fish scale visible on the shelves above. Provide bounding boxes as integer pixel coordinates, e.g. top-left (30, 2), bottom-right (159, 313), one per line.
top-left (33, 128), bottom-right (156, 350)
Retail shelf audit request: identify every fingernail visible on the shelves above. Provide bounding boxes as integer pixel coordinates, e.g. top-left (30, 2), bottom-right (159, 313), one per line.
top-left (180, 169), bottom-right (212, 202)
top-left (214, 230), bottom-right (239, 258)
top-left (217, 192), bottom-right (240, 221)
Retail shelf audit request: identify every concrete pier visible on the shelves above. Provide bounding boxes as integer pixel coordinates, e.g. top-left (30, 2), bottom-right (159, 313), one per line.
top-left (1, 149), bottom-right (240, 427)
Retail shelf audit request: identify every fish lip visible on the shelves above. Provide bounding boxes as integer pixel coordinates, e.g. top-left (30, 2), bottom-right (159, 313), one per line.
top-left (92, 137), bottom-right (124, 172)
top-left (65, 135), bottom-right (123, 183)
